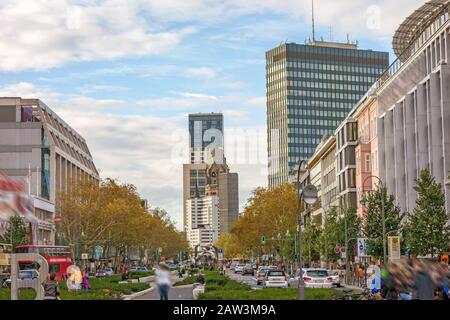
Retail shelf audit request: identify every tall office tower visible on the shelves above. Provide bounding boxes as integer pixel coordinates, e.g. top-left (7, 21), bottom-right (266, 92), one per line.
top-left (189, 113), bottom-right (224, 164)
top-left (266, 41), bottom-right (389, 188)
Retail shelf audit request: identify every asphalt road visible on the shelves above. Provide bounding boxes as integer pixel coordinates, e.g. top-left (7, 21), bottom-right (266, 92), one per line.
top-left (226, 270), bottom-right (260, 289)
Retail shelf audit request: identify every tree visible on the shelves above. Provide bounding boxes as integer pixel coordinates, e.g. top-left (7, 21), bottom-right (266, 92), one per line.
top-left (319, 207), bottom-right (341, 263)
top-left (362, 186), bottom-right (404, 260)
top-left (0, 214), bottom-right (29, 253)
top-left (302, 217), bottom-right (322, 265)
top-left (404, 168), bottom-right (450, 257)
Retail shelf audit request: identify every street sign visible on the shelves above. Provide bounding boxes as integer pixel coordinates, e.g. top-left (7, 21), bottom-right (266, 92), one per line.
top-left (388, 236), bottom-right (401, 261)
top-left (218, 252), bottom-right (223, 261)
top-left (218, 248), bottom-right (223, 254)
top-left (81, 253), bottom-right (88, 260)
top-left (341, 251), bottom-right (346, 259)
top-left (54, 216), bottom-right (62, 224)
top-left (357, 238), bottom-right (368, 257)
top-left (334, 246), bottom-right (345, 254)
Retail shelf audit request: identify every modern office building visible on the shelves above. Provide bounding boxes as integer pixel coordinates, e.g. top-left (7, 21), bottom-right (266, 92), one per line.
top-left (375, 0), bottom-right (450, 213)
top-left (0, 98), bottom-right (99, 244)
top-left (185, 195), bottom-right (220, 249)
top-left (266, 41), bottom-right (389, 188)
top-left (189, 113), bottom-right (224, 164)
top-left (183, 114), bottom-right (239, 248)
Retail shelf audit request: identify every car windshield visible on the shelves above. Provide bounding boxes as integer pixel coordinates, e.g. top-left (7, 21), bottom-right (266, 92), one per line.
top-left (307, 270), bottom-right (328, 277)
top-left (268, 271), bottom-right (284, 277)
top-left (328, 270), bottom-right (338, 275)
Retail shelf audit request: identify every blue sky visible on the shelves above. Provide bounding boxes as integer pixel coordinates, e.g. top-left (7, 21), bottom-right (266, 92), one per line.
top-left (0, 0), bottom-right (424, 229)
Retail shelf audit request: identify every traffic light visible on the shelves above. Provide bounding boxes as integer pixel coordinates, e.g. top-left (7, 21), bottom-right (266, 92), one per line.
top-left (261, 236), bottom-right (266, 245)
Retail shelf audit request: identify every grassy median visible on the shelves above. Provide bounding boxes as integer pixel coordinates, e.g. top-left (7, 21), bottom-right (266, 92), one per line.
top-left (0, 275), bottom-right (149, 300)
top-left (197, 271), bottom-right (337, 300)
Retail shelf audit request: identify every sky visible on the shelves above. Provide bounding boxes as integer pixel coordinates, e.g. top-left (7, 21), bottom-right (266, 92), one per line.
top-left (0, 0), bottom-right (425, 230)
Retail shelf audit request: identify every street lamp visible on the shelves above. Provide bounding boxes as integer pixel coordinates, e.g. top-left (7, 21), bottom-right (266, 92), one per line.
top-left (360, 175), bottom-right (387, 264)
top-left (296, 160), bottom-right (318, 301)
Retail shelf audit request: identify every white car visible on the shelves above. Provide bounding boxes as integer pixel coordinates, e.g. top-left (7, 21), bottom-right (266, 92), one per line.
top-left (234, 264), bottom-right (245, 274)
top-left (327, 270), bottom-right (340, 287)
top-left (301, 269), bottom-right (334, 288)
top-left (263, 270), bottom-right (288, 288)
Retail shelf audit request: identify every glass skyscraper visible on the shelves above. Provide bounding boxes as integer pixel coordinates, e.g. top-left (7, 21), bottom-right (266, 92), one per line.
top-left (188, 113), bottom-right (224, 164)
top-left (266, 41), bottom-right (389, 188)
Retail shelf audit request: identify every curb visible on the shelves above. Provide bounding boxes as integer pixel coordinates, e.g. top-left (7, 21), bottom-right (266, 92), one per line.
top-left (122, 287), bottom-right (154, 300)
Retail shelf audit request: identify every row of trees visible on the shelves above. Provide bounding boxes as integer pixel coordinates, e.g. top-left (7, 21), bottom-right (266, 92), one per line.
top-left (57, 178), bottom-right (189, 265)
top-left (0, 178), bottom-right (189, 265)
top-left (216, 168), bottom-right (450, 264)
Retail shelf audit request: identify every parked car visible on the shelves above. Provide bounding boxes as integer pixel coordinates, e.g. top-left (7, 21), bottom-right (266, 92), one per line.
top-left (129, 266), bottom-right (140, 272)
top-left (300, 268), bottom-right (333, 288)
top-left (168, 264), bottom-right (180, 270)
top-left (95, 269), bottom-right (109, 277)
top-left (234, 264), bottom-right (245, 274)
top-left (327, 269), bottom-right (340, 287)
top-left (256, 266), bottom-right (276, 285)
top-left (263, 270), bottom-right (288, 288)
top-left (4, 269), bottom-right (39, 287)
top-left (242, 264), bottom-right (254, 276)
top-left (138, 266), bottom-right (149, 272)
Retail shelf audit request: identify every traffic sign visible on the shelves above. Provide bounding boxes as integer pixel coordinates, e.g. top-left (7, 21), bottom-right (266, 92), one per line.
top-left (357, 238), bottom-right (368, 257)
top-left (334, 247), bottom-right (345, 254)
top-left (218, 248), bottom-right (223, 254)
top-left (218, 252), bottom-right (223, 261)
top-left (54, 216), bottom-right (62, 224)
top-left (81, 253), bottom-right (88, 260)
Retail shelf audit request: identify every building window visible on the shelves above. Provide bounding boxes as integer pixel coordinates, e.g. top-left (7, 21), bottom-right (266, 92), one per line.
top-left (365, 153), bottom-right (371, 172)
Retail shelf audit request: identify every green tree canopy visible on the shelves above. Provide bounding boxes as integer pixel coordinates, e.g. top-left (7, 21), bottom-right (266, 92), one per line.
top-left (362, 186), bottom-right (404, 261)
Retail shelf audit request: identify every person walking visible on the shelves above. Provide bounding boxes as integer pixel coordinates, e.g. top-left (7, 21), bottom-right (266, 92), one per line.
top-left (357, 265), bottom-right (365, 287)
top-left (43, 273), bottom-right (61, 300)
top-left (155, 263), bottom-right (171, 300)
top-left (82, 270), bottom-right (91, 291)
top-left (411, 260), bottom-right (434, 300)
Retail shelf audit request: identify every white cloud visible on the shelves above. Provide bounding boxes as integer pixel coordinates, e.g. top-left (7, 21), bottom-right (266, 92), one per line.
top-left (185, 67), bottom-right (217, 79)
top-left (0, 1), bottom-right (425, 72)
top-left (0, 0), bottom-right (196, 71)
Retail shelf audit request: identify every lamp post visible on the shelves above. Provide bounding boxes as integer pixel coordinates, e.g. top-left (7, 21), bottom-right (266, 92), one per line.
top-left (296, 160), bottom-right (318, 300)
top-left (360, 175), bottom-right (387, 264)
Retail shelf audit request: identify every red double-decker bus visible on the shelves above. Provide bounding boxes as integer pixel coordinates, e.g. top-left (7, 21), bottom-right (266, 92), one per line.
top-left (15, 245), bottom-right (72, 280)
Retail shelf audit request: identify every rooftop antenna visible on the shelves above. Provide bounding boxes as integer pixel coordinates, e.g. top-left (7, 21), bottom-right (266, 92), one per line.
top-left (329, 26), bottom-right (334, 42)
top-left (311, 0), bottom-right (316, 41)
top-left (346, 33), bottom-right (350, 44)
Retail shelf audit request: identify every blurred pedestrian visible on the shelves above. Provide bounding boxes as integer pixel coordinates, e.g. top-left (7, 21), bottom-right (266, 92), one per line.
top-left (44, 273), bottom-right (60, 300)
top-left (82, 270), bottom-right (91, 291)
top-left (358, 265), bottom-right (365, 287)
top-left (156, 263), bottom-right (171, 300)
top-left (381, 263), bottom-right (399, 300)
top-left (412, 259), bottom-right (434, 300)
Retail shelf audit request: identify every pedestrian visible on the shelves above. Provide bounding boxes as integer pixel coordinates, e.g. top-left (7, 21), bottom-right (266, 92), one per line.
top-left (82, 270), bottom-right (91, 291)
top-left (196, 273), bottom-right (205, 285)
top-left (381, 263), bottom-right (399, 300)
top-left (155, 263), bottom-right (171, 300)
top-left (411, 259), bottom-right (434, 300)
top-left (43, 272), bottom-right (61, 300)
top-left (358, 265), bottom-right (365, 287)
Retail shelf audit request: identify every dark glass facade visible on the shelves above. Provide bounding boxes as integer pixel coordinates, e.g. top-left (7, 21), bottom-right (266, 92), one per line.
top-left (266, 42), bottom-right (389, 188)
top-left (188, 113), bottom-right (223, 164)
